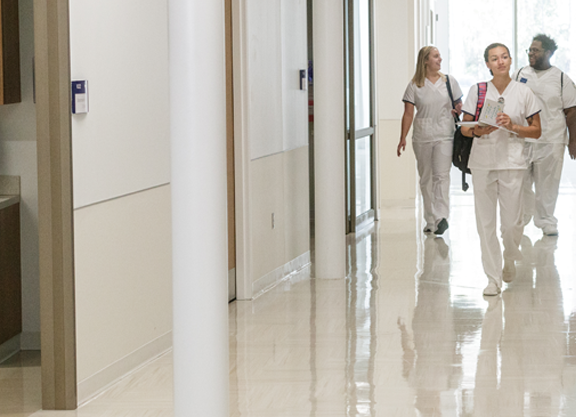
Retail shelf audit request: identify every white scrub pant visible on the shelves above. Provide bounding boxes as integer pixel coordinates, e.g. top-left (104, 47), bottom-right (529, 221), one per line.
top-left (413, 140), bottom-right (452, 230)
top-left (472, 169), bottom-right (525, 285)
top-left (523, 142), bottom-right (565, 234)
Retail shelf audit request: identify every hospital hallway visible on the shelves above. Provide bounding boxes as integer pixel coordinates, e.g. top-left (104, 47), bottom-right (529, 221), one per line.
top-left (4, 161), bottom-right (576, 417)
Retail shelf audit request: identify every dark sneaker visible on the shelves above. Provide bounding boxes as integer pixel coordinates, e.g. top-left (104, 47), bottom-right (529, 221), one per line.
top-left (434, 218), bottom-right (449, 235)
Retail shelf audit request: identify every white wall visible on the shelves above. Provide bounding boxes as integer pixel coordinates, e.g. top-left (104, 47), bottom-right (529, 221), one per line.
top-left (375, 0), bottom-right (418, 208)
top-left (247, 0), bottom-right (308, 160)
top-left (69, 0), bottom-right (171, 208)
top-left (69, 0), bottom-right (173, 402)
top-left (281, 0), bottom-right (308, 152)
top-left (0, 0), bottom-right (40, 349)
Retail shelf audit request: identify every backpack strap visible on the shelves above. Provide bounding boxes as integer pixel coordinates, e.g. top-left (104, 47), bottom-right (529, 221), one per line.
top-left (515, 67), bottom-right (524, 81)
top-left (474, 82), bottom-right (487, 121)
top-left (561, 71), bottom-right (564, 101)
top-left (445, 75), bottom-right (459, 123)
top-left (446, 75), bottom-right (454, 104)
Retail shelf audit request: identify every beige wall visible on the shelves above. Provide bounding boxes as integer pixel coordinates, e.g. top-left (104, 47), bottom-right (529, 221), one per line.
top-left (375, 0), bottom-right (418, 210)
top-left (250, 146), bottom-right (310, 282)
top-left (74, 185), bottom-right (172, 403)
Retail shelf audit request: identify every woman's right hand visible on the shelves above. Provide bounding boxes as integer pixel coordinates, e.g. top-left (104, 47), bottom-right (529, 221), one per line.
top-left (397, 138), bottom-right (406, 157)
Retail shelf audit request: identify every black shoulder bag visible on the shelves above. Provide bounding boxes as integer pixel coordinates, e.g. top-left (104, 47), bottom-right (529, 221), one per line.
top-left (446, 77), bottom-right (487, 192)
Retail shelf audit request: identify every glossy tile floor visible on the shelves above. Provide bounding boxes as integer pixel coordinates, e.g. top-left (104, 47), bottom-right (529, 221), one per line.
top-left (4, 168), bottom-right (576, 417)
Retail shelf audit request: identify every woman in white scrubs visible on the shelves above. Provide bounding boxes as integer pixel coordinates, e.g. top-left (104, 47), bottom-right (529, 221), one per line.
top-left (460, 43), bottom-right (541, 296)
top-left (398, 46), bottom-right (462, 235)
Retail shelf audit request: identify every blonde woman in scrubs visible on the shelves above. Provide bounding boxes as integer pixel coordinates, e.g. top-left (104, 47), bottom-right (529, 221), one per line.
top-left (460, 43), bottom-right (541, 296)
top-left (398, 46), bottom-right (463, 235)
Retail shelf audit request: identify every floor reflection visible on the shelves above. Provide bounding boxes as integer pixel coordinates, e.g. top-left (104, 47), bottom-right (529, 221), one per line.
top-left (228, 188), bottom-right (576, 417)
top-left (345, 228), bottom-right (379, 417)
top-left (399, 236), bottom-right (455, 417)
top-left (10, 178), bottom-right (576, 416)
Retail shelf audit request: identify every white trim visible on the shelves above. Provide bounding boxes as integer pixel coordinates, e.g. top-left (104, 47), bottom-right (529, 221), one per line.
top-left (251, 251), bottom-right (311, 299)
top-left (250, 144), bottom-right (310, 162)
top-left (0, 334), bottom-right (20, 364)
top-left (232, 0), bottom-right (253, 301)
top-left (77, 331), bottom-right (172, 405)
top-left (74, 183), bottom-right (171, 211)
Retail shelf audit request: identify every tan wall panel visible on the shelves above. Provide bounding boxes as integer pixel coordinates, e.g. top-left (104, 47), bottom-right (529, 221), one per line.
top-left (283, 145), bottom-right (310, 261)
top-left (250, 146), bottom-right (310, 284)
top-left (378, 120), bottom-right (416, 207)
top-left (250, 153), bottom-right (286, 282)
top-left (74, 185), bottom-right (172, 384)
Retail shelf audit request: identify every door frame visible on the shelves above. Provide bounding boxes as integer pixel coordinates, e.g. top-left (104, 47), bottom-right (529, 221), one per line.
top-left (34, 0), bottom-right (77, 410)
top-left (344, 0), bottom-right (377, 234)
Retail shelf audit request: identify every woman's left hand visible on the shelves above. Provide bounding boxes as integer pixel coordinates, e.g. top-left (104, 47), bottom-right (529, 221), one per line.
top-left (496, 112), bottom-right (514, 131)
top-left (451, 100), bottom-right (462, 118)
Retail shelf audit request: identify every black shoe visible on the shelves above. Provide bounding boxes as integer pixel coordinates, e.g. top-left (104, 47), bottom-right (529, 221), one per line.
top-left (434, 218), bottom-right (449, 235)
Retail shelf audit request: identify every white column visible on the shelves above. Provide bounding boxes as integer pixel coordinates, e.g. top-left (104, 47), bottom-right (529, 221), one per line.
top-left (313, 0), bottom-right (347, 279)
top-left (168, 1), bottom-right (229, 416)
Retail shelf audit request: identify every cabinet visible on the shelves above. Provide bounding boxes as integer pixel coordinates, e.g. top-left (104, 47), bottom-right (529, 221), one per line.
top-left (0, 0), bottom-right (20, 105)
top-left (0, 202), bottom-right (21, 345)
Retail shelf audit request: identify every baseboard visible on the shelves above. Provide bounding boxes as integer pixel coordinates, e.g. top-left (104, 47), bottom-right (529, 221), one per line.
top-left (252, 251), bottom-right (311, 299)
top-left (0, 334), bottom-right (20, 364)
top-left (20, 331), bottom-right (41, 350)
top-left (77, 330), bottom-right (172, 405)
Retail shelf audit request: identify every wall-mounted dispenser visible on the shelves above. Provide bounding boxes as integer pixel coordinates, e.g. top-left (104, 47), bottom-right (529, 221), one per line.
top-left (72, 80), bottom-right (89, 114)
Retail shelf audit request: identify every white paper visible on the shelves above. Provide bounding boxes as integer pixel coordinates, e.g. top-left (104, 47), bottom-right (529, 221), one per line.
top-left (478, 98), bottom-right (504, 126)
top-left (478, 98), bottom-right (518, 135)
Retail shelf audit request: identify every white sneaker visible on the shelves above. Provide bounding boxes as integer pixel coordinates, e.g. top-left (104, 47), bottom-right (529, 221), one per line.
top-left (502, 259), bottom-right (516, 283)
top-left (483, 282), bottom-right (501, 296)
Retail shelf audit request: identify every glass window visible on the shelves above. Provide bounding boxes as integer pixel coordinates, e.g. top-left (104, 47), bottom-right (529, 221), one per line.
top-left (517, 0), bottom-right (575, 79)
top-left (449, 0), bottom-right (576, 98)
top-left (353, 0), bottom-right (371, 130)
top-left (448, 0), bottom-right (514, 97)
top-left (355, 135), bottom-right (372, 217)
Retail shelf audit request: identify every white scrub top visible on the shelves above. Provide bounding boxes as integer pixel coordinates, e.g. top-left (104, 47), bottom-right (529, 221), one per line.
top-left (402, 75), bottom-right (463, 143)
top-left (512, 66), bottom-right (576, 143)
top-left (462, 80), bottom-right (541, 171)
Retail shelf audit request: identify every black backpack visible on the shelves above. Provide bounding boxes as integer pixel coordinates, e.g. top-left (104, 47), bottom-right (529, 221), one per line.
top-left (446, 77), bottom-right (487, 191)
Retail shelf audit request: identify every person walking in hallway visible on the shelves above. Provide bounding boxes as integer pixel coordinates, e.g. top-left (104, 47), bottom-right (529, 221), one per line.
top-left (460, 43), bottom-right (541, 296)
top-left (513, 34), bottom-right (576, 237)
top-left (397, 46), bottom-right (462, 235)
